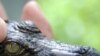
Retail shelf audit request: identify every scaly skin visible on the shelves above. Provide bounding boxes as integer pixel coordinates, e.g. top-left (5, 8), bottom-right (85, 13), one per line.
top-left (0, 20), bottom-right (99, 56)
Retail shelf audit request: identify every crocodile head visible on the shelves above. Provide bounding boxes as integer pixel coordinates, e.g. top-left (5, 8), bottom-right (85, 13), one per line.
top-left (0, 20), bottom-right (99, 56)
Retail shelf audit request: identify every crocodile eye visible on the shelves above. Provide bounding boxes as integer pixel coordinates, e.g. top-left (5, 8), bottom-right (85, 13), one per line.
top-left (5, 42), bottom-right (22, 55)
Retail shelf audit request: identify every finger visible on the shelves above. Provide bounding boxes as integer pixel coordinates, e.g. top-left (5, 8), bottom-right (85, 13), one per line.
top-left (0, 2), bottom-right (8, 21)
top-left (0, 18), bottom-right (7, 42)
top-left (21, 1), bottom-right (52, 38)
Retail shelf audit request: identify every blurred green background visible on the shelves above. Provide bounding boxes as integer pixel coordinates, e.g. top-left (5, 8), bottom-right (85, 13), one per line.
top-left (2, 0), bottom-right (100, 50)
top-left (37, 0), bottom-right (100, 50)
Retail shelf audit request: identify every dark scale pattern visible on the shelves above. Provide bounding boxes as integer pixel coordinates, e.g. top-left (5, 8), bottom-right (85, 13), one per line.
top-left (0, 20), bottom-right (99, 56)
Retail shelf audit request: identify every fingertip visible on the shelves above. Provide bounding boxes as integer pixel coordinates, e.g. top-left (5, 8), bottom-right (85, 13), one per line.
top-left (21, 1), bottom-right (53, 38)
top-left (21, 0), bottom-right (39, 19)
top-left (0, 18), bottom-right (7, 42)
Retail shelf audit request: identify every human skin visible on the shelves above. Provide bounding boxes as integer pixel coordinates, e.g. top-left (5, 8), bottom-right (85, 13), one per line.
top-left (0, 0), bottom-right (52, 42)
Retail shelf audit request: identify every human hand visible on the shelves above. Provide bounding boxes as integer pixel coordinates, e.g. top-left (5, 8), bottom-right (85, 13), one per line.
top-left (0, 0), bottom-right (52, 42)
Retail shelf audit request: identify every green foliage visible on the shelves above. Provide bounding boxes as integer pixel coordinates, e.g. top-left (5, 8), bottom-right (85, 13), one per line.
top-left (37, 0), bottom-right (100, 50)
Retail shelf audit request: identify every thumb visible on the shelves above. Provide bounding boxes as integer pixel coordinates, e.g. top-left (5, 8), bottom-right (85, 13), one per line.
top-left (0, 18), bottom-right (6, 42)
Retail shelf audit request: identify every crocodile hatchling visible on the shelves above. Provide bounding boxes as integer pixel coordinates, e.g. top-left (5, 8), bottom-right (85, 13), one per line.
top-left (0, 20), bottom-right (99, 56)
